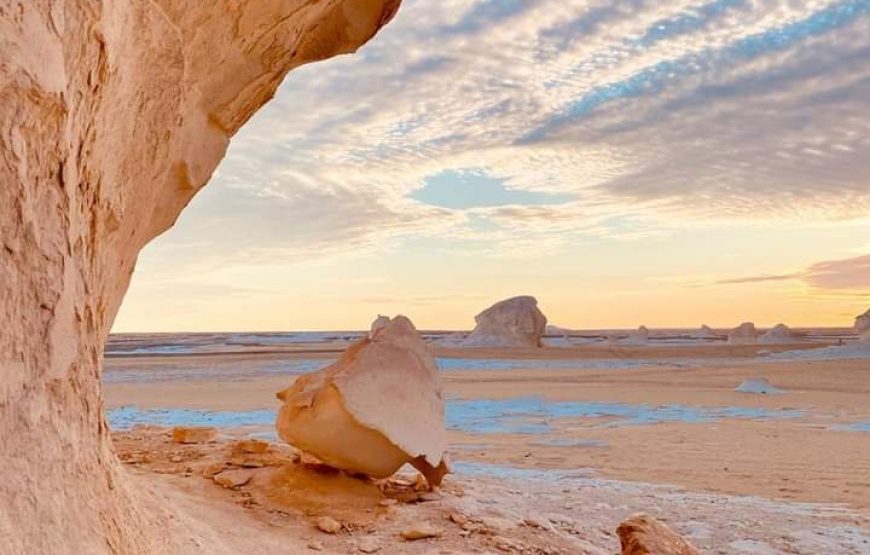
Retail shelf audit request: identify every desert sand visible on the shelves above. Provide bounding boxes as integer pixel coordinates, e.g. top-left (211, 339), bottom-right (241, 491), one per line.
top-left (103, 335), bottom-right (870, 553)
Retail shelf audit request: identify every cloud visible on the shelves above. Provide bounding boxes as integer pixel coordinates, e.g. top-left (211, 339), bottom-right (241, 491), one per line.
top-left (138, 0), bottom-right (870, 273)
top-left (717, 254), bottom-right (870, 291)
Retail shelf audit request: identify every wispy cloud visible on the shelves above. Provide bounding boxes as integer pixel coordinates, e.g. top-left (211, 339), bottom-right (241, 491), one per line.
top-left (717, 254), bottom-right (870, 291)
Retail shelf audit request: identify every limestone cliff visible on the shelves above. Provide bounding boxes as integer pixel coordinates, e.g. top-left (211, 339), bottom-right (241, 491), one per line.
top-left (0, 1), bottom-right (399, 553)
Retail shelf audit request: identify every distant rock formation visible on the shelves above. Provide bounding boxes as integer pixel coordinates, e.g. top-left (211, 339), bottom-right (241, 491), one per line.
top-left (855, 309), bottom-right (870, 333)
top-left (617, 513), bottom-right (699, 555)
top-left (860, 330), bottom-right (870, 344)
top-left (696, 325), bottom-right (717, 339)
top-left (728, 322), bottom-right (758, 344)
top-left (0, 2), bottom-right (400, 552)
top-left (625, 325), bottom-right (650, 345)
top-left (276, 316), bottom-right (448, 488)
top-left (463, 296), bottom-right (548, 347)
top-left (758, 323), bottom-right (796, 344)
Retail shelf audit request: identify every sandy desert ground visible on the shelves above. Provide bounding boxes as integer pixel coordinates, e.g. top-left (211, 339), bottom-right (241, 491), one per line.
top-left (101, 332), bottom-right (870, 554)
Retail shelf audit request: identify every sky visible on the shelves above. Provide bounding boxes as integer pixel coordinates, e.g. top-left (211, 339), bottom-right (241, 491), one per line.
top-left (114, 0), bottom-right (870, 332)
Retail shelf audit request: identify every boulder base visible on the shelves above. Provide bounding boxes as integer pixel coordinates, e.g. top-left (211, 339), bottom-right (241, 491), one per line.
top-left (617, 513), bottom-right (699, 555)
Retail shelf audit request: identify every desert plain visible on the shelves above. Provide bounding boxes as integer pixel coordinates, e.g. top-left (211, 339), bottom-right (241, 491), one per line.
top-left (102, 329), bottom-right (870, 554)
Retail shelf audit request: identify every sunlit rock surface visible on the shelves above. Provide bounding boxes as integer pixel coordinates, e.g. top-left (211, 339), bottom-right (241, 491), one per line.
top-left (617, 513), bottom-right (700, 555)
top-left (463, 296), bottom-right (548, 347)
top-left (276, 316), bottom-right (448, 487)
top-left (728, 322), bottom-right (758, 344)
top-left (0, 1), bottom-right (399, 552)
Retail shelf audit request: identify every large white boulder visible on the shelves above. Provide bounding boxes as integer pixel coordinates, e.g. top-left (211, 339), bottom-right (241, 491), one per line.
top-left (728, 322), bottom-right (758, 344)
top-left (463, 296), bottom-right (548, 347)
top-left (275, 315), bottom-right (448, 488)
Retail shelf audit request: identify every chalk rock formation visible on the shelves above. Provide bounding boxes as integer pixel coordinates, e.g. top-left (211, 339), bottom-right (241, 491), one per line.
top-left (759, 323), bottom-right (796, 344)
top-left (0, 2), bottom-right (399, 552)
top-left (696, 325), bottom-right (717, 339)
top-left (624, 326), bottom-right (650, 345)
top-left (728, 322), bottom-right (758, 344)
top-left (276, 316), bottom-right (448, 488)
top-left (463, 296), bottom-right (547, 347)
top-left (860, 330), bottom-right (870, 344)
top-left (617, 513), bottom-right (699, 555)
top-left (855, 309), bottom-right (870, 334)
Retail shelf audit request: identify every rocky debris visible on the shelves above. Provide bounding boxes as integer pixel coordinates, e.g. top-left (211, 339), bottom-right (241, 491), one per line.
top-left (307, 540), bottom-right (324, 551)
top-left (728, 322), bottom-right (757, 344)
top-left (171, 426), bottom-right (216, 444)
top-left (212, 469), bottom-right (254, 489)
top-left (735, 378), bottom-right (783, 395)
top-left (617, 514), bottom-right (699, 555)
top-left (201, 462), bottom-right (229, 478)
top-left (400, 523), bottom-right (442, 540)
top-left (462, 296), bottom-right (548, 348)
top-left (855, 309), bottom-right (870, 333)
top-left (357, 536), bottom-right (381, 553)
top-left (276, 316), bottom-right (448, 488)
top-left (315, 516), bottom-right (342, 534)
top-left (758, 323), bottom-right (796, 344)
top-left (232, 439), bottom-right (270, 454)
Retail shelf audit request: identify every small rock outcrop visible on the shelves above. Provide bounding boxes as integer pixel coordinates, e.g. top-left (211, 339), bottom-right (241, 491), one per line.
top-left (617, 513), bottom-right (700, 555)
top-left (463, 296), bottom-right (547, 347)
top-left (276, 316), bottom-right (448, 488)
top-left (735, 378), bottom-right (783, 395)
top-left (696, 325), bottom-right (717, 339)
top-left (855, 309), bottom-right (870, 333)
top-left (758, 323), bottom-right (796, 344)
top-left (728, 322), bottom-right (758, 344)
top-left (625, 326), bottom-right (650, 345)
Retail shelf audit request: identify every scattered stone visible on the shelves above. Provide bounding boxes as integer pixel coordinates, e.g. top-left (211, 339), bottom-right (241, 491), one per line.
top-left (616, 513), bottom-right (699, 555)
top-left (307, 540), bottom-right (324, 551)
top-left (171, 426), bottom-right (216, 444)
top-left (201, 462), bottom-right (227, 478)
top-left (401, 523), bottom-right (442, 540)
top-left (232, 438), bottom-right (269, 454)
top-left (212, 469), bottom-right (253, 489)
top-left (378, 498), bottom-right (398, 507)
top-left (316, 516), bottom-right (342, 534)
top-left (358, 537), bottom-right (380, 553)
top-left (449, 513), bottom-right (468, 526)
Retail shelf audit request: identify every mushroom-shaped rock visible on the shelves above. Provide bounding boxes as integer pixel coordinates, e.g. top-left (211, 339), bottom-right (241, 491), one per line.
top-left (728, 322), bottom-right (757, 344)
top-left (759, 323), bottom-right (796, 344)
top-left (616, 513), bottom-right (699, 555)
top-left (463, 296), bottom-right (547, 347)
top-left (855, 309), bottom-right (870, 334)
top-left (276, 316), bottom-right (448, 488)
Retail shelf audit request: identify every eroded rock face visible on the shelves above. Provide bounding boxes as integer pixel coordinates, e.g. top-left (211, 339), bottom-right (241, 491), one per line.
top-left (728, 322), bottom-right (757, 344)
top-left (855, 309), bottom-right (870, 333)
top-left (759, 323), bottom-right (795, 344)
top-left (463, 296), bottom-right (548, 347)
top-left (616, 513), bottom-right (700, 555)
top-left (0, 2), bottom-right (399, 552)
top-left (276, 316), bottom-right (448, 488)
